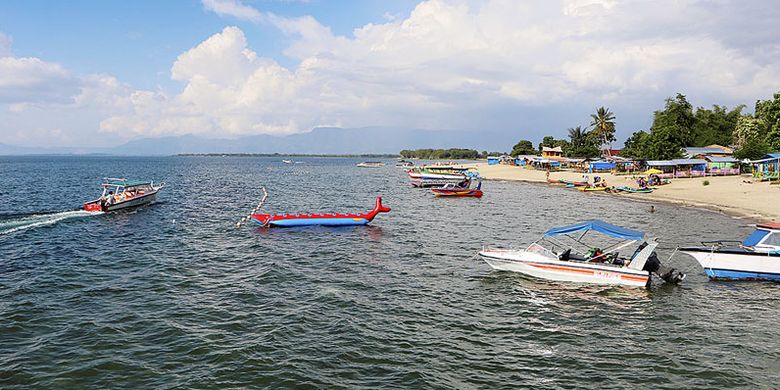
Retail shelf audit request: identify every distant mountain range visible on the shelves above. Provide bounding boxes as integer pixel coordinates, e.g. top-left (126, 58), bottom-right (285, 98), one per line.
top-left (0, 127), bottom-right (516, 156)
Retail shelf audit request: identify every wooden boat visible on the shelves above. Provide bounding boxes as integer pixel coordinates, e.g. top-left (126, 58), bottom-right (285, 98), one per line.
top-left (616, 186), bottom-right (653, 193)
top-left (679, 223), bottom-right (780, 281)
top-left (431, 182), bottom-right (483, 197)
top-left (479, 220), bottom-right (685, 287)
top-left (411, 179), bottom-right (467, 188)
top-left (560, 180), bottom-right (588, 187)
top-left (250, 197), bottom-right (390, 227)
top-left (407, 166), bottom-right (471, 180)
top-left (84, 178), bottom-right (164, 212)
top-left (357, 161), bottom-right (385, 168)
top-left (577, 186), bottom-right (608, 192)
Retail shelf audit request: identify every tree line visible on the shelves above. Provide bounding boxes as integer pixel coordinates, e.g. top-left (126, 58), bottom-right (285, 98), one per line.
top-left (399, 148), bottom-right (490, 159)
top-left (510, 90), bottom-right (780, 160)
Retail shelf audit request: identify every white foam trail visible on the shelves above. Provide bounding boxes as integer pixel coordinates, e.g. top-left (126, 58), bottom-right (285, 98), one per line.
top-left (0, 210), bottom-right (102, 236)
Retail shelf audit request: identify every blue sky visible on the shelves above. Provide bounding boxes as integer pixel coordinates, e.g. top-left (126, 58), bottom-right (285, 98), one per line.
top-left (0, 1), bottom-right (419, 89)
top-left (1, 0), bottom-right (779, 149)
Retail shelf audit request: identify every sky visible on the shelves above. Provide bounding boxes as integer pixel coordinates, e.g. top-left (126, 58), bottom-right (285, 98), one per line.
top-left (1, 0), bottom-right (779, 149)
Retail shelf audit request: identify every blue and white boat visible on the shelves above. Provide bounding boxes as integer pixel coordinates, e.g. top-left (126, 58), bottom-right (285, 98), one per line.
top-left (479, 220), bottom-right (685, 287)
top-left (680, 223), bottom-right (780, 280)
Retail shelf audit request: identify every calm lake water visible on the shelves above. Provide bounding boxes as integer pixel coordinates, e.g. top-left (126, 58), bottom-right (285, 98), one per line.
top-left (1, 156), bottom-right (779, 389)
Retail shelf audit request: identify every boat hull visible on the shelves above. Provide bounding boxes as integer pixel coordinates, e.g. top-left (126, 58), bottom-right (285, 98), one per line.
top-left (84, 190), bottom-right (159, 212)
top-left (250, 196), bottom-right (390, 228)
top-left (432, 189), bottom-right (483, 197)
top-left (479, 249), bottom-right (649, 287)
top-left (253, 217), bottom-right (369, 227)
top-left (680, 247), bottom-right (780, 281)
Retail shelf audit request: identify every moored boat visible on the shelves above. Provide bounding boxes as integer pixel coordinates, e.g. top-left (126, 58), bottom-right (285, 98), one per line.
top-left (431, 181), bottom-right (483, 197)
top-left (357, 161), bottom-right (385, 168)
top-left (250, 197), bottom-right (390, 227)
top-left (679, 223), bottom-right (780, 280)
top-left (616, 186), bottom-right (653, 193)
top-left (83, 178), bottom-right (164, 212)
top-left (478, 220), bottom-right (685, 287)
top-left (577, 186), bottom-right (608, 192)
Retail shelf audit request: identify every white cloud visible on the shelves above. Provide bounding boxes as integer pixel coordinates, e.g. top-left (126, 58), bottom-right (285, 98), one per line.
top-left (201, 0), bottom-right (264, 23)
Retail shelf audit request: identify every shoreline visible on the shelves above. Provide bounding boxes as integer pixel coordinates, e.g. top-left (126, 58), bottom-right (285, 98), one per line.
top-left (470, 163), bottom-right (779, 223)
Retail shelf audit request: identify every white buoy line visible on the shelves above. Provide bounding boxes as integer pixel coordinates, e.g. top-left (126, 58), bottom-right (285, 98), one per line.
top-left (236, 187), bottom-right (268, 228)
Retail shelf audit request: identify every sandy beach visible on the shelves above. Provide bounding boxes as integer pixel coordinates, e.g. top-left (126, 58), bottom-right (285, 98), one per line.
top-left (472, 163), bottom-right (780, 222)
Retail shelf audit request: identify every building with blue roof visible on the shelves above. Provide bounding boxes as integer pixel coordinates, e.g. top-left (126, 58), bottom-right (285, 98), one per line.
top-left (751, 153), bottom-right (780, 181)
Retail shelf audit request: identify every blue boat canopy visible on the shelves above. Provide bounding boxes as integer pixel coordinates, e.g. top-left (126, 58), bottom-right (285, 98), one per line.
top-left (544, 220), bottom-right (645, 241)
top-left (742, 229), bottom-right (770, 247)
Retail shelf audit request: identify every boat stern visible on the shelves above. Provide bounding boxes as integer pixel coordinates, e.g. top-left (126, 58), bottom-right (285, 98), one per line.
top-left (83, 200), bottom-right (104, 212)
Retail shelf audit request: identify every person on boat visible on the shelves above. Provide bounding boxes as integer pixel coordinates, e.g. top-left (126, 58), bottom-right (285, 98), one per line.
top-left (103, 191), bottom-right (114, 207)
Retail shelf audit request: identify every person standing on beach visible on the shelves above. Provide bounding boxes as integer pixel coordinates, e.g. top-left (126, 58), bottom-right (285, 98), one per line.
top-left (546, 169), bottom-right (550, 181)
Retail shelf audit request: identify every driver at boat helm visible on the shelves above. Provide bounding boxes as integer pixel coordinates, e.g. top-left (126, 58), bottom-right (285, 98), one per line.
top-left (103, 191), bottom-right (114, 206)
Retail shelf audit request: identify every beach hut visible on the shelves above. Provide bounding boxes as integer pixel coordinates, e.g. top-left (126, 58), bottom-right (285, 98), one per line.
top-left (646, 159), bottom-right (707, 178)
top-left (587, 160), bottom-right (616, 173)
top-left (704, 156), bottom-right (740, 176)
top-left (541, 146), bottom-right (564, 159)
top-left (487, 156), bottom-right (500, 165)
top-left (750, 153), bottom-right (780, 181)
top-left (514, 155), bottom-right (536, 166)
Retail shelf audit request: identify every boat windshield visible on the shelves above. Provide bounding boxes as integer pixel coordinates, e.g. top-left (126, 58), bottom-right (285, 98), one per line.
top-left (758, 232), bottom-right (780, 248)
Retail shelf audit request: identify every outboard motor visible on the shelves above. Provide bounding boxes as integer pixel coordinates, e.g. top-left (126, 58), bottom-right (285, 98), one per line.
top-left (642, 251), bottom-right (686, 284)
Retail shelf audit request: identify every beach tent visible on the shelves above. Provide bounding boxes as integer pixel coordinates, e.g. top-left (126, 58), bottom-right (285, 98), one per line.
top-left (643, 168), bottom-right (663, 175)
top-left (487, 156), bottom-right (500, 165)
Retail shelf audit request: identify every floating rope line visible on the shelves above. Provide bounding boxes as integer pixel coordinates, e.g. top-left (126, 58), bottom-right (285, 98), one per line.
top-left (236, 187), bottom-right (268, 228)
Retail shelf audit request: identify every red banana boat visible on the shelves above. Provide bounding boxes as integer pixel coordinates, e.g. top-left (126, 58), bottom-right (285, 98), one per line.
top-left (250, 197), bottom-right (391, 227)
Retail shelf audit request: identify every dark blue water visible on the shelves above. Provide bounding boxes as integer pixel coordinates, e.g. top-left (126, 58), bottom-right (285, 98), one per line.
top-left (1, 156), bottom-right (779, 389)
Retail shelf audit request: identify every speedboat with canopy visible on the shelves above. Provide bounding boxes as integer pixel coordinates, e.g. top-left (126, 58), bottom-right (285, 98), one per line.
top-left (679, 223), bottom-right (780, 280)
top-left (478, 220), bottom-right (685, 287)
top-left (84, 178), bottom-right (164, 212)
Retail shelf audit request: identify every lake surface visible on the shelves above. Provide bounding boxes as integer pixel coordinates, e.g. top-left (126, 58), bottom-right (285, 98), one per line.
top-left (1, 156), bottom-right (779, 389)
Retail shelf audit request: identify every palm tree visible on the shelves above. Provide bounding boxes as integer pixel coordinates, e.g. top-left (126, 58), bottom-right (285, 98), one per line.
top-left (567, 126), bottom-right (587, 148)
top-left (590, 107), bottom-right (616, 155)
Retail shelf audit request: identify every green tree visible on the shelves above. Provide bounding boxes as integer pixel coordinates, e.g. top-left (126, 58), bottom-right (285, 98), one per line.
top-left (756, 91), bottom-right (780, 151)
top-left (566, 126), bottom-right (600, 158)
top-left (510, 139), bottom-right (536, 156)
top-left (733, 114), bottom-right (765, 148)
top-left (589, 107), bottom-right (616, 150)
top-left (621, 130), bottom-right (650, 159)
top-left (733, 137), bottom-right (769, 161)
top-left (691, 104), bottom-right (744, 146)
top-left (652, 93), bottom-right (695, 147)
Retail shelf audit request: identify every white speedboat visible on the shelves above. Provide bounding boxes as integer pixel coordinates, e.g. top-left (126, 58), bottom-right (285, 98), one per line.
top-left (478, 220), bottom-right (685, 287)
top-left (84, 178), bottom-right (164, 212)
top-left (679, 223), bottom-right (780, 281)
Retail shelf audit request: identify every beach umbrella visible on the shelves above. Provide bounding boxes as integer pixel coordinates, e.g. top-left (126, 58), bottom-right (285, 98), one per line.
top-left (643, 168), bottom-right (663, 175)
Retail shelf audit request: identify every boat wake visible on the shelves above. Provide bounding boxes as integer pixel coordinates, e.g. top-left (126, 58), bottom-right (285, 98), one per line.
top-left (0, 210), bottom-right (102, 236)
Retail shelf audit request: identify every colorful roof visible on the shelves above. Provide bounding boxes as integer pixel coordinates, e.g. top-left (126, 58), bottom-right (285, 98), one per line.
top-left (704, 156), bottom-right (738, 163)
top-left (757, 223), bottom-right (780, 230)
top-left (544, 220), bottom-right (644, 241)
top-left (647, 159), bottom-right (706, 166)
